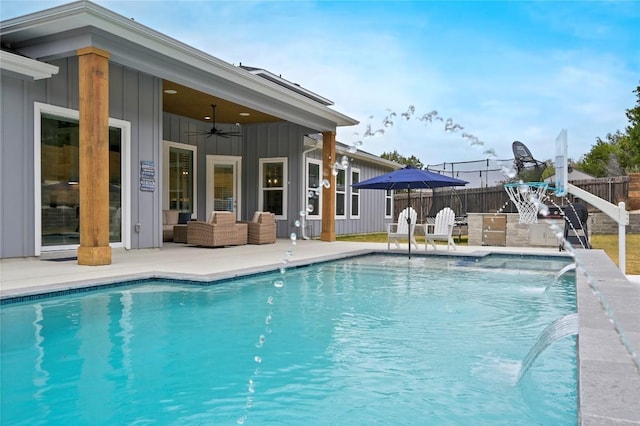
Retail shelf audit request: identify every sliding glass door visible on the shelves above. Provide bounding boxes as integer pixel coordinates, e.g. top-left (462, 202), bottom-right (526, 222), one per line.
top-left (36, 103), bottom-right (129, 253)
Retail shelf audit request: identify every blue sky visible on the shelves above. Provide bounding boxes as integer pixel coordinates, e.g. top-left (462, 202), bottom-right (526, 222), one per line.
top-left (2, 0), bottom-right (639, 168)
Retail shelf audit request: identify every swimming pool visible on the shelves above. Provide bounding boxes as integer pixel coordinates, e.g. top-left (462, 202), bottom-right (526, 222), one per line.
top-left (1, 254), bottom-right (577, 425)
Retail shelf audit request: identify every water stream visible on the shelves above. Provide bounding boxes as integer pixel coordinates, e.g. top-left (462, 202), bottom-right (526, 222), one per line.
top-left (517, 313), bottom-right (579, 383)
top-left (544, 263), bottom-right (577, 292)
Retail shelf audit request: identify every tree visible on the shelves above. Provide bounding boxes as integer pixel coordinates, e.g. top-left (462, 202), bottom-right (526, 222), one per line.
top-left (576, 133), bottom-right (625, 177)
top-left (380, 150), bottom-right (424, 169)
top-left (575, 83), bottom-right (640, 176)
top-left (618, 84), bottom-right (640, 172)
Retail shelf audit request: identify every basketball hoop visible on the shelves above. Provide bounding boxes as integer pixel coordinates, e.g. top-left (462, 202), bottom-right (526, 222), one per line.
top-left (504, 182), bottom-right (549, 224)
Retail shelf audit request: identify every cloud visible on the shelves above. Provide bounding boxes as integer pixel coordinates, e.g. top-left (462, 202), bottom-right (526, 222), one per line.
top-left (3, 0), bottom-right (637, 168)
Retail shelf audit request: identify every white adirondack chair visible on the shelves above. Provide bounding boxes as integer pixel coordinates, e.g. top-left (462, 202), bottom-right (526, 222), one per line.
top-left (387, 207), bottom-right (418, 250)
top-left (425, 207), bottom-right (456, 251)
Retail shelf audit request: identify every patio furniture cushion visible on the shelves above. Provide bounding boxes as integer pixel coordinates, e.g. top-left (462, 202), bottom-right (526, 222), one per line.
top-left (163, 210), bottom-right (180, 241)
top-left (178, 212), bottom-right (192, 224)
top-left (208, 210), bottom-right (236, 225)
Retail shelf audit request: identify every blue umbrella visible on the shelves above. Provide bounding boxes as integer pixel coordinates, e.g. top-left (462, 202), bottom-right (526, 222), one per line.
top-left (352, 165), bottom-right (468, 257)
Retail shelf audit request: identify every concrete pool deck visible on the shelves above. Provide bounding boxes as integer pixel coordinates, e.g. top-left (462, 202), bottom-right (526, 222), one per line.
top-left (1, 240), bottom-right (639, 425)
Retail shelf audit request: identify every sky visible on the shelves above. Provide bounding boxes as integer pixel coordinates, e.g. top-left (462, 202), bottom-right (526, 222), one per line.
top-left (2, 0), bottom-right (639, 170)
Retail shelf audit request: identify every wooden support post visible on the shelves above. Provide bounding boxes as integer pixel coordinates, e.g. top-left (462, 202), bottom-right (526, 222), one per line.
top-left (320, 131), bottom-right (336, 241)
top-left (77, 47), bottom-right (112, 265)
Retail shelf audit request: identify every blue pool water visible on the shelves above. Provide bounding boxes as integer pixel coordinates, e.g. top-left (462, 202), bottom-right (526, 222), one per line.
top-left (1, 254), bottom-right (577, 425)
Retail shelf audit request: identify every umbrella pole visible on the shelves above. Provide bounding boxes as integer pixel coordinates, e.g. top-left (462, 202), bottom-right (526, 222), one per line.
top-left (407, 187), bottom-right (411, 259)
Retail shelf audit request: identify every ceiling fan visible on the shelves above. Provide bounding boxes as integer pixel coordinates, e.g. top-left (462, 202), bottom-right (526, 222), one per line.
top-left (187, 104), bottom-right (242, 138)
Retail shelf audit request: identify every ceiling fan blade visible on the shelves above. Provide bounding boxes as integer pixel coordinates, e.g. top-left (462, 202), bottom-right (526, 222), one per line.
top-left (218, 131), bottom-right (242, 138)
top-left (185, 104), bottom-right (242, 139)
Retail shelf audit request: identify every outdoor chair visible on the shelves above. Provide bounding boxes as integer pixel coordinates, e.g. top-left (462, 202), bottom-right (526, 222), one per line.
top-left (187, 211), bottom-right (248, 247)
top-left (425, 207), bottom-right (456, 251)
top-left (387, 207), bottom-right (419, 250)
top-left (242, 211), bottom-right (277, 244)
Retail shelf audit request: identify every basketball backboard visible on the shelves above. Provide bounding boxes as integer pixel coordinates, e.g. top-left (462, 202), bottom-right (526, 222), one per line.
top-left (555, 129), bottom-right (568, 196)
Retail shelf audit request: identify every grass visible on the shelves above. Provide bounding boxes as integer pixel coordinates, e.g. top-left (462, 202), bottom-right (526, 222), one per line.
top-left (590, 234), bottom-right (640, 275)
top-left (337, 233), bottom-right (640, 275)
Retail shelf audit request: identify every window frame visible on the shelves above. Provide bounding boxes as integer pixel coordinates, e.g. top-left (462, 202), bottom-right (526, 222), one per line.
top-left (335, 168), bottom-right (346, 219)
top-left (385, 189), bottom-right (394, 219)
top-left (163, 141), bottom-right (197, 214)
top-left (305, 158), bottom-right (322, 220)
top-left (258, 157), bottom-right (288, 220)
top-left (350, 167), bottom-right (361, 219)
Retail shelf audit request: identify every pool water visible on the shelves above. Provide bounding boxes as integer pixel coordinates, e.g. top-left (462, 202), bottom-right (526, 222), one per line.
top-left (1, 254), bottom-right (577, 425)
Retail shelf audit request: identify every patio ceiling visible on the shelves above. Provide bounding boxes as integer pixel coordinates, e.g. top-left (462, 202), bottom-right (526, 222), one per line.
top-left (162, 80), bottom-right (280, 125)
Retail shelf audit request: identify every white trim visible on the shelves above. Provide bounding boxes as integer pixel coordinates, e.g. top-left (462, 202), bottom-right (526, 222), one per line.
top-left (162, 140), bottom-right (198, 213)
top-left (259, 157), bottom-right (288, 220)
top-left (0, 50), bottom-right (58, 80)
top-left (34, 102), bottom-right (131, 255)
top-left (118, 119), bottom-right (132, 250)
top-left (350, 167), bottom-right (361, 219)
top-left (305, 158), bottom-right (322, 220)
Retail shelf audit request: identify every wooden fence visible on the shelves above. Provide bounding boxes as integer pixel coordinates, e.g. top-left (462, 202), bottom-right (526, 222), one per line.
top-left (394, 176), bottom-right (630, 223)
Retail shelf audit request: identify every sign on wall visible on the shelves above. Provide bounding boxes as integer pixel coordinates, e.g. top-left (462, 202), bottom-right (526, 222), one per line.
top-left (140, 160), bottom-right (155, 192)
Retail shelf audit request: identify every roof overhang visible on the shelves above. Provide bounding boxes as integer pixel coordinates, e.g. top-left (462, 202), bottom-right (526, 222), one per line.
top-left (0, 0), bottom-right (358, 131)
top-left (338, 145), bottom-right (403, 170)
top-left (0, 50), bottom-right (59, 80)
top-left (303, 135), bottom-right (401, 170)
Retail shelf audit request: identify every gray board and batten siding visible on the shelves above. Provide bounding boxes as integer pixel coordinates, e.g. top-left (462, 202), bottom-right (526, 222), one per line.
top-left (1, 57), bottom-right (164, 258)
top-left (163, 113), bottom-right (398, 239)
top-left (2, 57), bottom-right (397, 258)
top-left (163, 112), bottom-right (317, 237)
top-left (302, 150), bottom-right (398, 239)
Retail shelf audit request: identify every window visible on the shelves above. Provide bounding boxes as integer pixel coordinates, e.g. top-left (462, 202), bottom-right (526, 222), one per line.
top-left (164, 141), bottom-right (196, 213)
top-left (335, 169), bottom-right (346, 218)
top-left (306, 159), bottom-right (322, 219)
top-left (350, 168), bottom-right (360, 218)
top-left (385, 189), bottom-right (393, 218)
top-left (259, 158), bottom-right (287, 219)
top-left (35, 102), bottom-right (130, 253)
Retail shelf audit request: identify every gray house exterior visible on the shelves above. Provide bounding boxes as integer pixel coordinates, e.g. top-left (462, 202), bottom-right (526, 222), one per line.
top-left (0, 0), bottom-right (399, 261)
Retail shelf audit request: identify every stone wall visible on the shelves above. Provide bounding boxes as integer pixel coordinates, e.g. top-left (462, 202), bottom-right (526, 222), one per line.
top-left (467, 213), bottom-right (564, 247)
top-left (627, 173), bottom-right (640, 210)
top-left (589, 212), bottom-right (640, 234)
top-left (467, 213), bottom-right (483, 246)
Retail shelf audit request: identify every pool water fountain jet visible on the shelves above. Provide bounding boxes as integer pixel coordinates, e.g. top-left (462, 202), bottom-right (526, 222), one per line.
top-left (346, 106), bottom-right (638, 374)
top-left (544, 263), bottom-right (577, 292)
top-left (516, 313), bottom-right (579, 383)
top-left (238, 237), bottom-right (296, 424)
